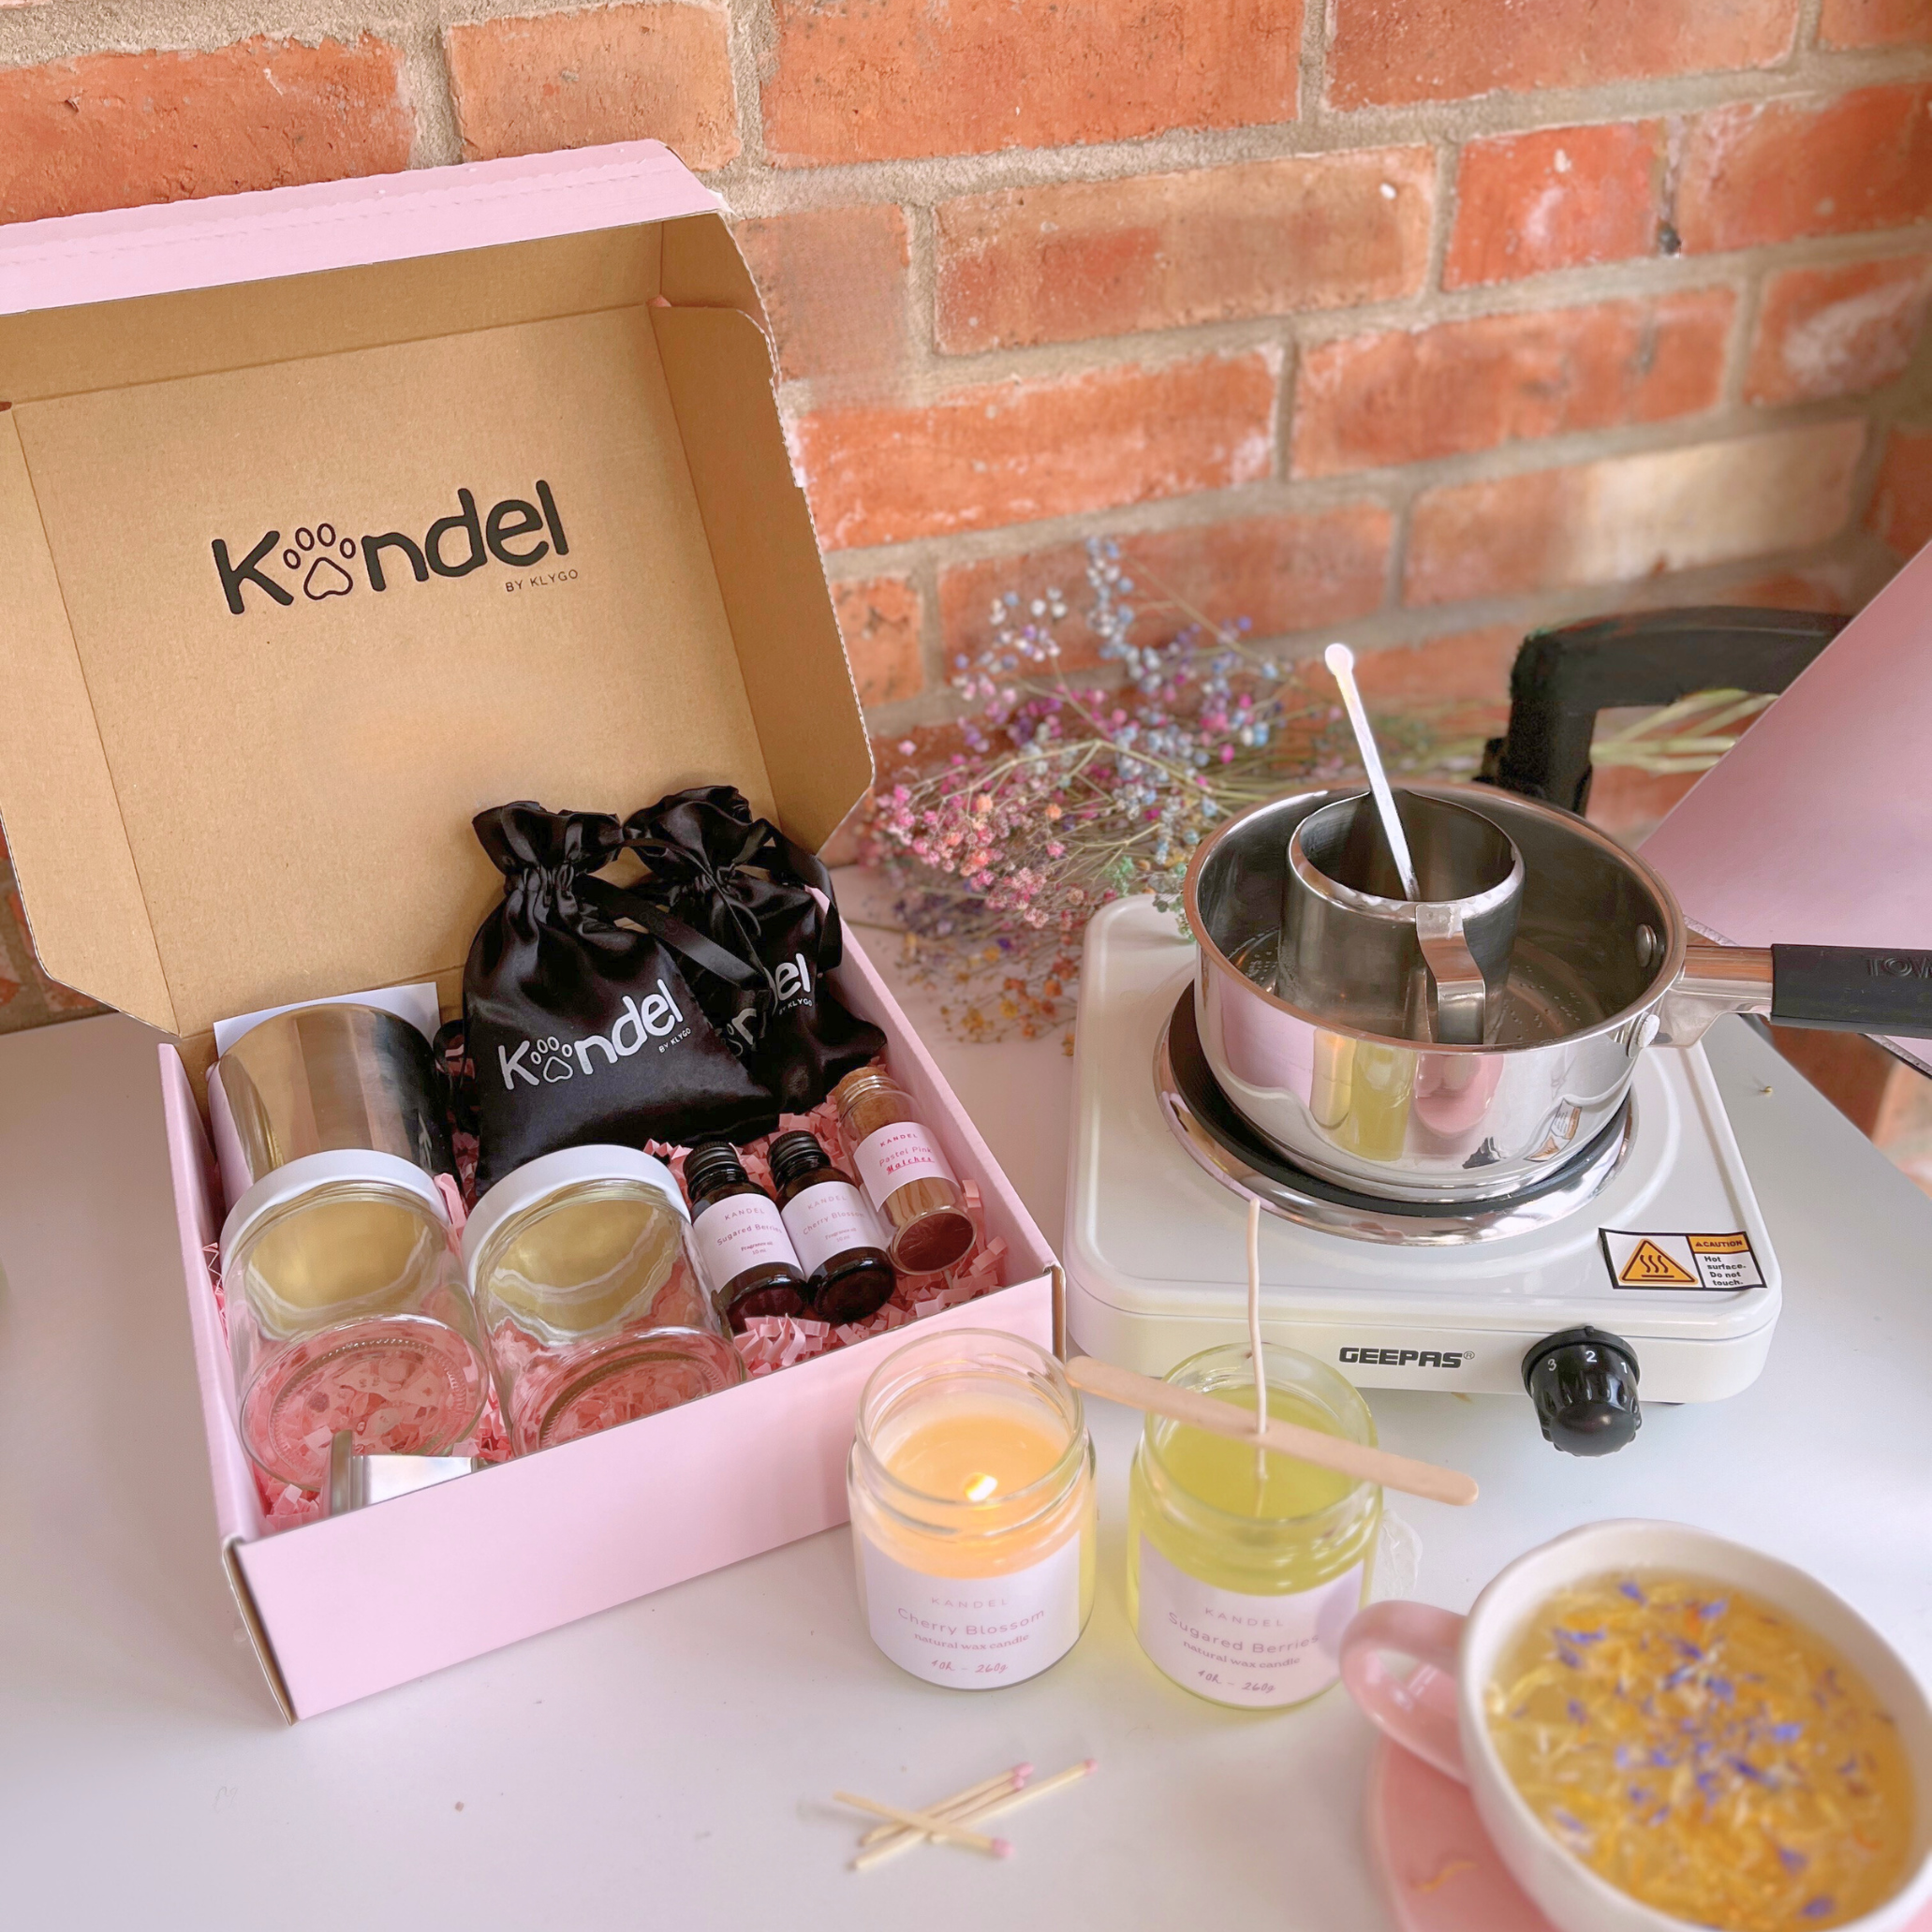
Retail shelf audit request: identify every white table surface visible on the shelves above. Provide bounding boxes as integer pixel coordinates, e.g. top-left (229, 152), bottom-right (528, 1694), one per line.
top-left (4, 950), bottom-right (1931, 1929)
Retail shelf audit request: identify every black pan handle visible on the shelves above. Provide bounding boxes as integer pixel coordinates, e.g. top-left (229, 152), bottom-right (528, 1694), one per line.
top-left (1479, 607), bottom-right (1848, 815)
top-left (1771, 945), bottom-right (1932, 1036)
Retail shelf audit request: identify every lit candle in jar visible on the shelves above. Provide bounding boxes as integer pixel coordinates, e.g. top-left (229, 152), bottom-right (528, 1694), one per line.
top-left (848, 1329), bottom-right (1096, 1689)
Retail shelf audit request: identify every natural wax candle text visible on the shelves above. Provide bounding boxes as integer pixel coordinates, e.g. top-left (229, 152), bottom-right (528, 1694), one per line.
top-left (848, 1331), bottom-right (1097, 1689)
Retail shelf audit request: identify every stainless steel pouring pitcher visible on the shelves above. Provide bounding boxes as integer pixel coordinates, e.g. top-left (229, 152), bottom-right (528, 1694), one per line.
top-left (207, 1003), bottom-right (454, 1210)
top-left (1278, 791), bottom-right (1524, 1046)
top-left (1185, 782), bottom-right (1932, 1202)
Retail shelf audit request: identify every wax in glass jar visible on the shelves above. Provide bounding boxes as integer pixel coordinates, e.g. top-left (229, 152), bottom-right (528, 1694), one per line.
top-left (1487, 1572), bottom-right (1915, 1932)
top-left (1128, 1342), bottom-right (1379, 1709)
top-left (463, 1146), bottom-right (743, 1455)
top-left (223, 1157), bottom-right (492, 1490)
top-left (848, 1329), bottom-right (1096, 1689)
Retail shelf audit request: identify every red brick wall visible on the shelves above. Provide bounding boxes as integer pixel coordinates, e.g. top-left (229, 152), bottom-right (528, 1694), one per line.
top-left (2, 0), bottom-right (1931, 1026)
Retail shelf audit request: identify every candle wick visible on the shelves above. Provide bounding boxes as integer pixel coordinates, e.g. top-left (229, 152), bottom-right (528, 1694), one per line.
top-left (1246, 1196), bottom-right (1267, 1512)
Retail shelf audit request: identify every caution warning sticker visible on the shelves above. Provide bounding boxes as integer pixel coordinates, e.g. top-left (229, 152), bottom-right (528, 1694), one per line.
top-left (1600, 1230), bottom-right (1765, 1292)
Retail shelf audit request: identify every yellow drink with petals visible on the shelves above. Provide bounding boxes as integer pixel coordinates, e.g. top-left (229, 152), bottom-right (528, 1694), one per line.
top-left (1487, 1572), bottom-right (1914, 1931)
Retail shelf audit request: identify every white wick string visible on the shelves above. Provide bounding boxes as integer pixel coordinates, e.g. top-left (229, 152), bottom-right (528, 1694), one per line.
top-left (1246, 1196), bottom-right (1267, 1501)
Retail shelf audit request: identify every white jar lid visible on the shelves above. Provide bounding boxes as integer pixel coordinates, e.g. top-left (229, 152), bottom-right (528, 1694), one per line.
top-left (461, 1144), bottom-right (690, 1280)
top-left (219, 1148), bottom-right (449, 1267)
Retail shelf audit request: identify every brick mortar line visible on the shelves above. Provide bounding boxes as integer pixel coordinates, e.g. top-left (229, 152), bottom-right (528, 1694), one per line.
top-left (1796, 0), bottom-right (1828, 57)
top-left (703, 52), bottom-right (1932, 219)
top-left (761, 218), bottom-right (1932, 415)
top-left (1299, 0), bottom-right (1328, 125)
top-left (2, 3), bottom-right (1926, 170)
top-left (907, 542), bottom-right (948, 708)
top-left (720, 0), bottom-right (771, 170)
top-left (404, 19), bottom-right (460, 164)
top-left (806, 395), bottom-right (1885, 588)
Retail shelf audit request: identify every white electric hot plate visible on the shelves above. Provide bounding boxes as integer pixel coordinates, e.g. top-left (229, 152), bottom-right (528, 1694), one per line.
top-left (1065, 899), bottom-right (1781, 1408)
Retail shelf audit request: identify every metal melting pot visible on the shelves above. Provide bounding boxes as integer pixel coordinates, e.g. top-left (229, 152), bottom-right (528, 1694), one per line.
top-left (1185, 783), bottom-right (1932, 1203)
top-left (1279, 791), bottom-right (1523, 1048)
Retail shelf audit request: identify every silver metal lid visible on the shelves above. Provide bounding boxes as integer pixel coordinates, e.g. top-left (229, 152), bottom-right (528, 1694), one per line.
top-left (209, 1002), bottom-right (453, 1206)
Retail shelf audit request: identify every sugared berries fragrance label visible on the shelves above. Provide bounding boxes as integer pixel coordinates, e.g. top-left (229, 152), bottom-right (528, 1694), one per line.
top-left (1135, 1542), bottom-right (1363, 1708)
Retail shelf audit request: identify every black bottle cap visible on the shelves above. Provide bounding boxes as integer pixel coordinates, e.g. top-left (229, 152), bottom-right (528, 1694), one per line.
top-left (683, 1137), bottom-right (748, 1202)
top-left (1522, 1327), bottom-right (1643, 1457)
top-left (767, 1130), bottom-right (832, 1189)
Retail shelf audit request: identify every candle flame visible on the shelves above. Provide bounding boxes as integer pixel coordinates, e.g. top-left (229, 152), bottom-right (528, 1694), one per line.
top-left (964, 1472), bottom-right (998, 1502)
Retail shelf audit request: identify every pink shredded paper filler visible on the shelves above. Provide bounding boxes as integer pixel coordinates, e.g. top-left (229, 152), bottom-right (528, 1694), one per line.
top-left (212, 1061), bottom-right (1006, 1528)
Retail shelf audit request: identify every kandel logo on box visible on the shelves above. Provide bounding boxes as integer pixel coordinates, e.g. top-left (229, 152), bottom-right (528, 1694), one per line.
top-left (210, 480), bottom-right (570, 612)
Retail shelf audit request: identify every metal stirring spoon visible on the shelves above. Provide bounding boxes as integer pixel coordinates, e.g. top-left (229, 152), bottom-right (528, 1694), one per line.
top-left (1322, 642), bottom-right (1420, 900)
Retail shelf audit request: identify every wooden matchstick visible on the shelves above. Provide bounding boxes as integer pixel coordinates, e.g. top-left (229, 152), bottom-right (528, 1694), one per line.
top-left (964, 1756), bottom-right (1097, 1821)
top-left (858, 1763), bottom-right (1031, 1847)
top-left (834, 1792), bottom-right (1010, 1857)
top-left (851, 1760), bottom-right (1096, 1873)
top-left (1066, 1354), bottom-right (1479, 1508)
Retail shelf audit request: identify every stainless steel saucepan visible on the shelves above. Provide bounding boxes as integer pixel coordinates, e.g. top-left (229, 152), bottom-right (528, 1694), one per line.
top-left (1184, 782), bottom-right (1932, 1203)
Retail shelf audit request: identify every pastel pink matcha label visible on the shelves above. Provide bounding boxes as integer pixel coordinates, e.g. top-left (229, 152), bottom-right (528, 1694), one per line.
top-left (851, 1121), bottom-right (955, 1208)
top-left (690, 1194), bottom-right (797, 1296)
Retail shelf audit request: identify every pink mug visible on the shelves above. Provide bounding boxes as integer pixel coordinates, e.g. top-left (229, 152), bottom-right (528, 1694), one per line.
top-left (1338, 1520), bottom-right (1932, 1932)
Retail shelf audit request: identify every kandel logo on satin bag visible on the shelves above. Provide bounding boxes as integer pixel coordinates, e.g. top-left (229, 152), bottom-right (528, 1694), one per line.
top-left (210, 481), bottom-right (570, 612)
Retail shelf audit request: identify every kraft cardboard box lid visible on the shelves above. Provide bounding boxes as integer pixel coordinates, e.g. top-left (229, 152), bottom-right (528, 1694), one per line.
top-left (0, 142), bottom-right (872, 1049)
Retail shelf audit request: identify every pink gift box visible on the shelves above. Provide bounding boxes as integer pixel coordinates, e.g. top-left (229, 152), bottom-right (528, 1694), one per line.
top-left (0, 142), bottom-right (1057, 1719)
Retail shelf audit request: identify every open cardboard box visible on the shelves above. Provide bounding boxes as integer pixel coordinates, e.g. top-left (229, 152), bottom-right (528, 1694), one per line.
top-left (0, 142), bottom-right (1056, 1719)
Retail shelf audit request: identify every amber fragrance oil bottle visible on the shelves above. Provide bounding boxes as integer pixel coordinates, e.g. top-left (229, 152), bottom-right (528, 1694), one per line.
top-left (767, 1131), bottom-right (896, 1325)
top-left (684, 1140), bottom-right (808, 1332)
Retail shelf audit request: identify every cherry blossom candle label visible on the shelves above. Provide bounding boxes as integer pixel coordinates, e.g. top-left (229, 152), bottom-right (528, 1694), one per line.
top-left (848, 1329), bottom-right (1096, 1689)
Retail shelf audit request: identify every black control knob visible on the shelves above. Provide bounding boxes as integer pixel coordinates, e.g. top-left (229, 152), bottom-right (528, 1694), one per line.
top-left (1522, 1327), bottom-right (1642, 1456)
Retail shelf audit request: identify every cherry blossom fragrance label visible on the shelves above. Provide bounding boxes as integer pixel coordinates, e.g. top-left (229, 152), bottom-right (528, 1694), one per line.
top-left (1135, 1540), bottom-right (1363, 1708)
top-left (690, 1194), bottom-right (797, 1297)
top-left (860, 1531), bottom-right (1083, 1689)
top-left (851, 1121), bottom-right (955, 1207)
top-left (780, 1181), bottom-right (881, 1275)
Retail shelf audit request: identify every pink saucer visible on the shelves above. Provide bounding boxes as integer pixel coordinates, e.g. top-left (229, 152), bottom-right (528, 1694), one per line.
top-left (1364, 1670), bottom-right (1932, 1932)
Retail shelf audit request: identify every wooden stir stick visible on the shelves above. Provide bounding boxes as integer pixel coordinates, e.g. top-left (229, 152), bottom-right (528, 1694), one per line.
top-left (1065, 1353), bottom-right (1479, 1507)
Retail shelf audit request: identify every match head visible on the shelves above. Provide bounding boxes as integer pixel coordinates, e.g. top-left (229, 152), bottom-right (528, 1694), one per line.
top-left (1322, 642), bottom-right (1354, 677)
top-left (1083, 1758), bottom-right (1098, 1773)
top-left (992, 1838), bottom-right (1013, 1858)
top-left (1014, 1762), bottom-right (1034, 1780)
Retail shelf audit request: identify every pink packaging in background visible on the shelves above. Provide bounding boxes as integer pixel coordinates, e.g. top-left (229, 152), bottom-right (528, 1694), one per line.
top-left (1644, 539), bottom-right (1932, 1075)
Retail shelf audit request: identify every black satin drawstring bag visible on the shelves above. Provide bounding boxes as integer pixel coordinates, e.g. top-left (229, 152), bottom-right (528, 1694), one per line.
top-left (463, 803), bottom-right (777, 1189)
top-left (624, 787), bottom-right (885, 1113)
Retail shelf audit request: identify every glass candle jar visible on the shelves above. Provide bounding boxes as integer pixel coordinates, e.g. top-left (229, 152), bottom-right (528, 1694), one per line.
top-left (1127, 1342), bottom-right (1379, 1710)
top-left (462, 1145), bottom-right (745, 1456)
top-left (222, 1151), bottom-right (493, 1490)
top-left (848, 1328), bottom-right (1096, 1689)
top-left (831, 1067), bottom-right (977, 1275)
top-left (767, 1129), bottom-right (895, 1324)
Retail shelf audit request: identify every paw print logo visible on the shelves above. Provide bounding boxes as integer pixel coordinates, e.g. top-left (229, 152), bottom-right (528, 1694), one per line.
top-left (532, 1037), bottom-right (575, 1083)
top-left (284, 524), bottom-right (357, 601)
